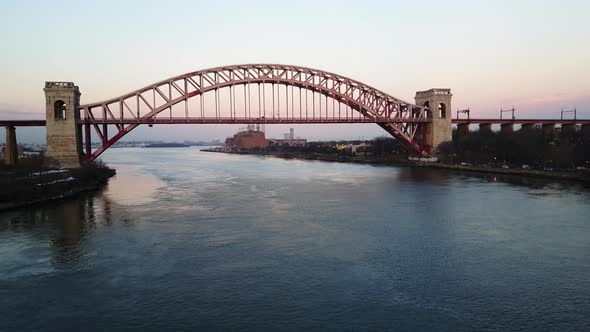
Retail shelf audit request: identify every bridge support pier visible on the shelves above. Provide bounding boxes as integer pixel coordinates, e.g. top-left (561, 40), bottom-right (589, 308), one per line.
top-left (500, 123), bottom-right (514, 135)
top-left (520, 123), bottom-right (535, 131)
top-left (561, 123), bottom-right (576, 141)
top-left (479, 123), bottom-right (492, 133)
top-left (44, 82), bottom-right (83, 168)
top-left (456, 123), bottom-right (469, 139)
top-left (4, 126), bottom-right (18, 165)
top-left (582, 124), bottom-right (590, 143)
top-left (542, 123), bottom-right (556, 142)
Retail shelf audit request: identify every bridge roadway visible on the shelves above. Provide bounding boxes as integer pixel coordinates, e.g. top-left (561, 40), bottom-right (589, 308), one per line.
top-left (1, 117), bottom-right (425, 126)
top-left (0, 120), bottom-right (47, 127)
top-left (2, 118), bottom-right (590, 127)
top-left (453, 119), bottom-right (590, 125)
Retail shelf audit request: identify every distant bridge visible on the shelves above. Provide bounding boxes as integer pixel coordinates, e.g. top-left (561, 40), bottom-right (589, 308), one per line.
top-left (4, 118), bottom-right (589, 127)
top-left (1, 64), bottom-right (588, 167)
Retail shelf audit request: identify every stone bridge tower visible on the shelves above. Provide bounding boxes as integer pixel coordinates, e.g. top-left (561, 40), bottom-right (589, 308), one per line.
top-left (44, 82), bottom-right (83, 168)
top-left (415, 89), bottom-right (452, 152)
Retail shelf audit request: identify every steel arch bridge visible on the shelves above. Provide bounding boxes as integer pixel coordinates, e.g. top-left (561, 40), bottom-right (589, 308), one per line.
top-left (78, 64), bottom-right (431, 160)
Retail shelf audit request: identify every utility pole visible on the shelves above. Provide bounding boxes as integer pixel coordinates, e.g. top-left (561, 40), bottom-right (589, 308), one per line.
top-left (456, 108), bottom-right (470, 119)
top-left (561, 108), bottom-right (577, 120)
top-left (500, 107), bottom-right (516, 120)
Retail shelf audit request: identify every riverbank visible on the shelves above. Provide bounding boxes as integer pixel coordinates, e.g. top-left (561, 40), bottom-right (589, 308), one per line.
top-left (424, 163), bottom-right (590, 183)
top-left (0, 165), bottom-right (116, 211)
top-left (202, 149), bottom-right (590, 183)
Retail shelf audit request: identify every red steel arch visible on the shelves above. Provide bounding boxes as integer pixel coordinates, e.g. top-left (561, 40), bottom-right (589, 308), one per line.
top-left (79, 64), bottom-right (430, 160)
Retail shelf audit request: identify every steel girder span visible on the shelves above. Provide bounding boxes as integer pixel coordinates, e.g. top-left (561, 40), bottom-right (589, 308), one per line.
top-left (79, 64), bottom-right (430, 160)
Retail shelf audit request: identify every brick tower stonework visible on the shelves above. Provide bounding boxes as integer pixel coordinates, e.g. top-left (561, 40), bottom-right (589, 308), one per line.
top-left (44, 82), bottom-right (83, 168)
top-left (414, 89), bottom-right (453, 152)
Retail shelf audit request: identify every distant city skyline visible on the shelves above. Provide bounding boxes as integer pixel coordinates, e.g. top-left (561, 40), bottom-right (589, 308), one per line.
top-left (1, 0), bottom-right (589, 143)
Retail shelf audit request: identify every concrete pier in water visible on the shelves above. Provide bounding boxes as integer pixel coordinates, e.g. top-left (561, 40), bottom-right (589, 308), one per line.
top-left (4, 126), bottom-right (18, 165)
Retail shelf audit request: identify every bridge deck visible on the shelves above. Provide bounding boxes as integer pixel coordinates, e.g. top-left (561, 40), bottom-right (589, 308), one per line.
top-left (452, 119), bottom-right (590, 125)
top-left (2, 118), bottom-right (590, 127)
top-left (77, 117), bottom-right (430, 125)
top-left (0, 120), bottom-right (47, 127)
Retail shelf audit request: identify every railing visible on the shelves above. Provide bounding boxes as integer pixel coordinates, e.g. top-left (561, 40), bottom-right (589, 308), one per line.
top-left (416, 88), bottom-right (452, 96)
top-left (77, 116), bottom-right (432, 125)
top-left (45, 82), bottom-right (75, 88)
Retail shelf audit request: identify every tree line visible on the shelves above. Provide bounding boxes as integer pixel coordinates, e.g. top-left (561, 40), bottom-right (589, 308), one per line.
top-left (438, 128), bottom-right (590, 169)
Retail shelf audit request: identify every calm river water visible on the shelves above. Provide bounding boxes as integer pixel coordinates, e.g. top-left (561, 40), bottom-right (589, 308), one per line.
top-left (1, 148), bottom-right (589, 331)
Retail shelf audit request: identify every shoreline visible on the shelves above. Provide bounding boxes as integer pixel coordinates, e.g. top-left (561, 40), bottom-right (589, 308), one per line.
top-left (0, 167), bottom-right (116, 212)
top-left (202, 149), bottom-right (590, 183)
top-left (425, 163), bottom-right (590, 183)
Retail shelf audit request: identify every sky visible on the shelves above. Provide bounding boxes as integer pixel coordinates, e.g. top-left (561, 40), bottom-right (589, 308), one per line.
top-left (1, 0), bottom-right (589, 143)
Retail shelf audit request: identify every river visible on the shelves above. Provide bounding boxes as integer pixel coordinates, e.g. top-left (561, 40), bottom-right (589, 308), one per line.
top-left (1, 147), bottom-right (589, 331)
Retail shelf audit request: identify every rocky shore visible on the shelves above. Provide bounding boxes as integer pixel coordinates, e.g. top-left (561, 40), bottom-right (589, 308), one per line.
top-left (0, 165), bottom-right (116, 211)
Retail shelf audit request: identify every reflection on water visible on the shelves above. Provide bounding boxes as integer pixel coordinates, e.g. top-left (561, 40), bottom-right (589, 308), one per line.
top-left (49, 198), bottom-right (92, 269)
top-left (1, 193), bottom-right (114, 275)
top-left (1, 148), bottom-right (589, 331)
top-left (104, 165), bottom-right (167, 205)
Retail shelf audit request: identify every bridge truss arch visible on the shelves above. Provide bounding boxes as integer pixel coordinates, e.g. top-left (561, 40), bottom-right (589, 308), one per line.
top-left (79, 64), bottom-right (430, 160)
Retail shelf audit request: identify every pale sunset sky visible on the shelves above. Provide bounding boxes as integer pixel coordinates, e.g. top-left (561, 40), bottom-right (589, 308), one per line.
top-left (1, 0), bottom-right (589, 143)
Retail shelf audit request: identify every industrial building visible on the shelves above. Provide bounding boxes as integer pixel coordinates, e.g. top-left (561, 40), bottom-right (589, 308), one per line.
top-left (271, 128), bottom-right (307, 146)
top-left (224, 125), bottom-right (269, 149)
